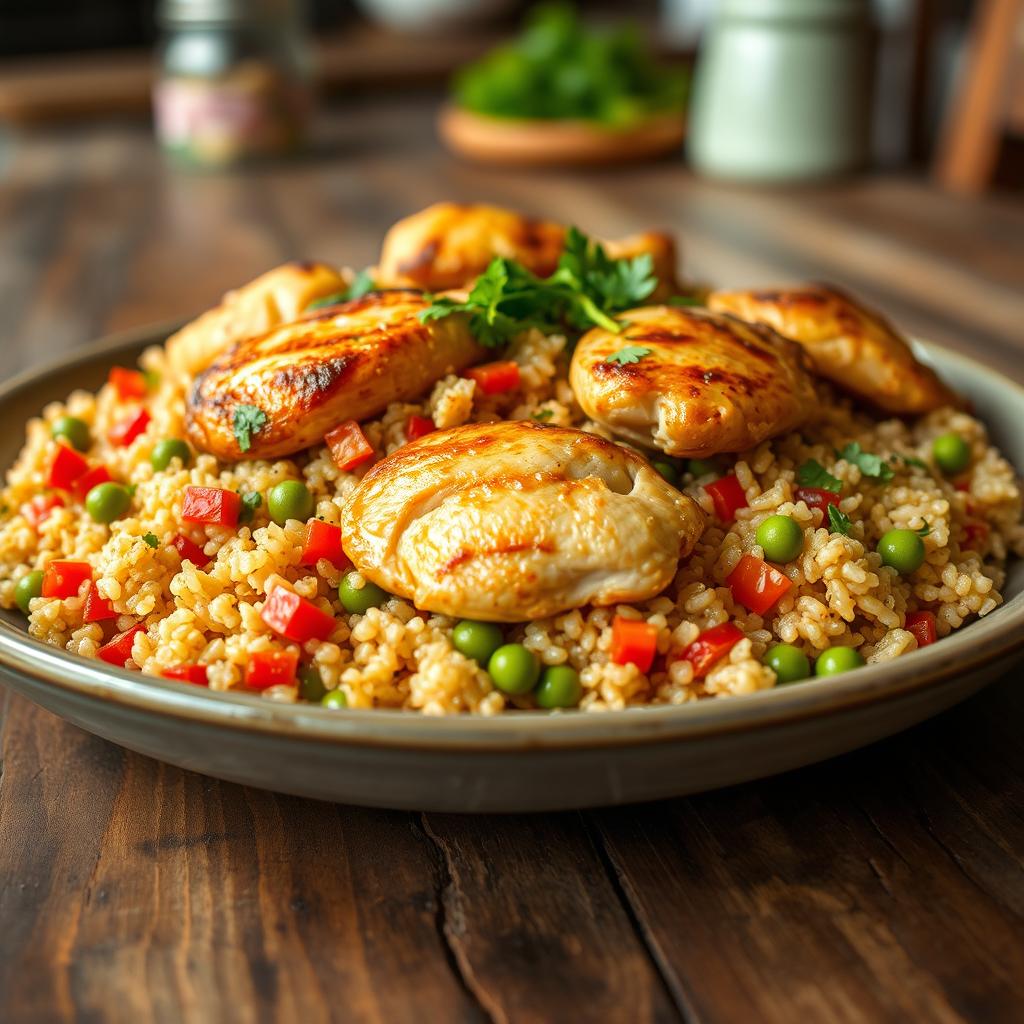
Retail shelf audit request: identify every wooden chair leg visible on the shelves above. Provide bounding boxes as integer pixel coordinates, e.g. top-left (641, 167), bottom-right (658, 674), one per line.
top-left (933, 0), bottom-right (1024, 194)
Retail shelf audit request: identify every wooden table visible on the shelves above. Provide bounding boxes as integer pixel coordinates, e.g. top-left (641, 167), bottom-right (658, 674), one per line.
top-left (1, 95), bottom-right (1023, 1023)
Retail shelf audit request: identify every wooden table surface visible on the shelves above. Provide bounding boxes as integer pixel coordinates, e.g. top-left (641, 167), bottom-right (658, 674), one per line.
top-left (1, 95), bottom-right (1023, 1024)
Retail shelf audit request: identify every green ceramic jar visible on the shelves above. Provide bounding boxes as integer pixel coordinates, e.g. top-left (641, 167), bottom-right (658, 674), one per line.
top-left (688, 0), bottom-right (871, 182)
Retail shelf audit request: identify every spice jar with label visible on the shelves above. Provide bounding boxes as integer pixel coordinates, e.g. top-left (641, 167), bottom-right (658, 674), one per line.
top-left (154, 0), bottom-right (313, 167)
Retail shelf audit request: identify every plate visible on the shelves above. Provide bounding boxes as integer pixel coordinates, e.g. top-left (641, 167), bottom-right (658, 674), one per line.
top-left (0, 326), bottom-right (1021, 812)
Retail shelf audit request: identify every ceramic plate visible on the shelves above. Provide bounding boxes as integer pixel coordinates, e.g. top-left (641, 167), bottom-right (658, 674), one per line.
top-left (0, 326), bottom-right (1021, 812)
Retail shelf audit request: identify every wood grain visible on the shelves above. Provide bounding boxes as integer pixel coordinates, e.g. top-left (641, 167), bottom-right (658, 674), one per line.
top-left (0, 93), bottom-right (1022, 1023)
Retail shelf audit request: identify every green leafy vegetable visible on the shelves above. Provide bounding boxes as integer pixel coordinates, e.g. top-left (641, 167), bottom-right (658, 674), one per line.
top-left (827, 505), bottom-right (852, 536)
top-left (916, 522), bottom-right (931, 537)
top-left (142, 532), bottom-right (159, 548)
top-left (453, 3), bottom-right (688, 127)
top-left (838, 442), bottom-right (895, 482)
top-left (420, 227), bottom-right (656, 347)
top-left (606, 345), bottom-right (651, 366)
top-left (306, 269), bottom-right (377, 311)
top-left (238, 491), bottom-right (262, 525)
top-left (899, 454), bottom-right (929, 470)
top-left (796, 459), bottom-right (842, 493)
top-left (531, 409), bottom-right (554, 421)
top-left (233, 404), bottom-right (267, 453)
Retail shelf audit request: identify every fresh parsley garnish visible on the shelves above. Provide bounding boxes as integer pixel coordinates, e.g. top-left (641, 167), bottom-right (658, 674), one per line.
top-left (233, 404), bottom-right (267, 453)
top-left (531, 409), bottom-right (554, 421)
top-left (917, 521), bottom-right (931, 537)
top-left (306, 269), bottom-right (377, 311)
top-left (606, 345), bottom-right (651, 366)
top-left (827, 505), bottom-right (852, 536)
top-left (900, 454), bottom-right (929, 470)
top-left (142, 532), bottom-right (159, 548)
top-left (838, 442), bottom-right (895, 482)
top-left (238, 491), bottom-right (262, 525)
top-left (420, 227), bottom-right (657, 348)
top-left (796, 459), bottom-right (842, 493)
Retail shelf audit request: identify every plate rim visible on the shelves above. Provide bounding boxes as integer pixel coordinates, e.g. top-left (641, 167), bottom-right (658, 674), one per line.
top-left (0, 323), bottom-right (1021, 752)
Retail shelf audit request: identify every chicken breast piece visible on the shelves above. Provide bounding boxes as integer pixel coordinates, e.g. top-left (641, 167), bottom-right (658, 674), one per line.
top-left (570, 305), bottom-right (817, 458)
top-left (375, 201), bottom-right (680, 297)
top-left (186, 290), bottom-right (482, 461)
top-left (166, 261), bottom-right (349, 377)
top-left (341, 421), bottom-right (706, 622)
top-left (707, 284), bottom-right (958, 414)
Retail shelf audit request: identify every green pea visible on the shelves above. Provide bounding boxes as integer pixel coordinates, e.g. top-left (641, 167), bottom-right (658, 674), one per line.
top-left (534, 665), bottom-right (582, 708)
top-left (756, 514), bottom-right (804, 563)
top-left (85, 482), bottom-right (131, 524)
top-left (14, 569), bottom-right (44, 615)
top-left (815, 646), bottom-right (865, 676)
top-left (877, 529), bottom-right (925, 574)
top-left (764, 643), bottom-right (811, 684)
top-left (651, 459), bottom-right (679, 486)
top-left (267, 480), bottom-right (314, 526)
top-left (487, 643), bottom-right (540, 695)
top-left (338, 572), bottom-right (389, 614)
top-left (150, 438), bottom-right (192, 472)
top-left (453, 620), bottom-right (504, 664)
top-left (688, 457), bottom-right (720, 478)
top-left (932, 432), bottom-right (971, 475)
top-left (321, 689), bottom-right (348, 709)
top-left (299, 664), bottom-right (327, 702)
top-left (51, 416), bottom-right (90, 452)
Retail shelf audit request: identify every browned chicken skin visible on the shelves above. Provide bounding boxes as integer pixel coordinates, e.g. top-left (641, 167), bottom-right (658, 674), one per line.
top-left (570, 305), bottom-right (817, 458)
top-left (185, 290), bottom-right (482, 461)
top-left (375, 201), bottom-right (681, 299)
top-left (707, 284), bottom-right (958, 414)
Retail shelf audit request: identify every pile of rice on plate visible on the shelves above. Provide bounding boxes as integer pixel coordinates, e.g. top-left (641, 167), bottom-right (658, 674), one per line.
top-left (0, 228), bottom-right (1021, 716)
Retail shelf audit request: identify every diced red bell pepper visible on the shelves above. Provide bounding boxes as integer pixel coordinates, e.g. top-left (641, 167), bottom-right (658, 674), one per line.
top-left (181, 486), bottom-right (240, 527)
top-left (83, 581), bottom-right (116, 622)
top-left (727, 554), bottom-right (793, 616)
top-left (108, 408), bottom-right (151, 447)
top-left (260, 587), bottom-right (336, 643)
top-left (962, 521), bottom-right (989, 550)
top-left (610, 616), bottom-right (659, 673)
top-left (464, 360), bottom-right (521, 395)
top-left (678, 622), bottom-right (745, 678)
top-left (794, 487), bottom-right (841, 512)
top-left (245, 649), bottom-right (299, 690)
top-left (325, 420), bottom-right (374, 472)
top-left (161, 664), bottom-right (209, 686)
top-left (108, 366), bottom-right (148, 400)
top-left (22, 493), bottom-right (65, 528)
top-left (300, 519), bottom-right (349, 569)
top-left (97, 624), bottom-right (145, 667)
top-left (48, 444), bottom-right (90, 490)
top-left (406, 414), bottom-right (435, 442)
top-left (704, 474), bottom-right (748, 522)
top-left (170, 533), bottom-right (210, 566)
top-left (905, 610), bottom-right (937, 648)
top-left (71, 464), bottom-right (113, 501)
top-left (954, 480), bottom-right (971, 493)
top-left (41, 559), bottom-right (92, 599)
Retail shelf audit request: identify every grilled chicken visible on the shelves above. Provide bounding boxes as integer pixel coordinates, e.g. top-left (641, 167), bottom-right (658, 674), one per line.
top-left (186, 290), bottom-right (482, 461)
top-left (341, 421), bottom-right (705, 622)
top-left (707, 284), bottom-right (958, 414)
top-left (570, 305), bottom-right (817, 458)
top-left (375, 201), bottom-right (680, 298)
top-left (166, 261), bottom-right (349, 377)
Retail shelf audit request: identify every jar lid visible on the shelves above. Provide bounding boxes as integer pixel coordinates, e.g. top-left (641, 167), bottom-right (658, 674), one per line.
top-left (157, 0), bottom-right (297, 25)
top-left (717, 0), bottom-right (869, 23)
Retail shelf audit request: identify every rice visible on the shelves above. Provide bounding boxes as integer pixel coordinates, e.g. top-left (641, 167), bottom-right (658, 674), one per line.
top-left (0, 327), bottom-right (1021, 714)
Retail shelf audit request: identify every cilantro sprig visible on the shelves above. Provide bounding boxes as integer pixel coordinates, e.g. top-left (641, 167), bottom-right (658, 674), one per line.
top-left (607, 346), bottom-right (651, 366)
top-left (420, 227), bottom-right (657, 348)
top-left (796, 459), bottom-right (842, 493)
top-left (233, 404), bottom-right (267, 453)
top-left (142, 532), bottom-right (159, 548)
top-left (827, 506), bottom-right (852, 536)
top-left (838, 442), bottom-right (894, 482)
top-left (238, 491), bottom-right (262, 525)
top-left (306, 269), bottom-right (377, 311)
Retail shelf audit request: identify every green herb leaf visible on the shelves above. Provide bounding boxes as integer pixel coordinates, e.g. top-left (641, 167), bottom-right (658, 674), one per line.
top-left (827, 505), bottom-right (852, 535)
top-left (796, 459), bottom-right (842, 493)
top-left (306, 269), bottom-right (378, 311)
top-left (531, 409), bottom-right (554, 421)
top-left (838, 442), bottom-right (895, 482)
top-left (606, 345), bottom-right (651, 366)
top-left (233, 404), bottom-right (267, 453)
top-left (900, 454), bottom-right (929, 470)
top-left (142, 532), bottom-right (159, 548)
top-left (238, 491), bottom-right (262, 525)
top-left (916, 521), bottom-right (931, 537)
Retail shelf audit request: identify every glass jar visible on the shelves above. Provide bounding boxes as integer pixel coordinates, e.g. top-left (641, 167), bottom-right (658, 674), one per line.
top-left (154, 0), bottom-right (313, 167)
